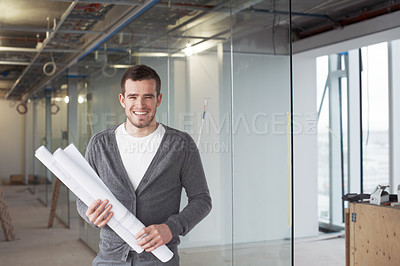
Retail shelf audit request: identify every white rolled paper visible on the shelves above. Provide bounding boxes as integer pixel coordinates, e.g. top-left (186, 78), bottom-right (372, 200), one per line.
top-left (35, 144), bottom-right (173, 263)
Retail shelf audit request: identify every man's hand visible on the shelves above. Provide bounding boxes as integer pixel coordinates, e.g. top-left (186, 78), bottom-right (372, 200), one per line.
top-left (85, 199), bottom-right (113, 227)
top-left (135, 224), bottom-right (172, 252)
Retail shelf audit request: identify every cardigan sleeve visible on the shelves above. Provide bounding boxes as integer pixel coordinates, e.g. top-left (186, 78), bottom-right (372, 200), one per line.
top-left (76, 136), bottom-right (99, 228)
top-left (164, 135), bottom-right (212, 237)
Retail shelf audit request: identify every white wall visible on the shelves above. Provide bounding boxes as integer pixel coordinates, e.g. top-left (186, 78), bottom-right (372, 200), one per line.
top-left (179, 53), bottom-right (226, 248)
top-left (293, 54), bottom-right (319, 238)
top-left (0, 99), bottom-right (24, 182)
top-left (232, 53), bottom-right (291, 243)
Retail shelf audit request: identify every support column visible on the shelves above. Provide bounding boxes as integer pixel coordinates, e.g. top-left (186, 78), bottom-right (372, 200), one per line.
top-left (68, 67), bottom-right (79, 146)
top-left (347, 50), bottom-right (362, 193)
top-left (389, 40), bottom-right (400, 194)
top-left (328, 54), bottom-right (344, 227)
top-left (67, 67), bottom-right (79, 221)
top-left (45, 86), bottom-right (52, 206)
top-left (33, 98), bottom-right (37, 179)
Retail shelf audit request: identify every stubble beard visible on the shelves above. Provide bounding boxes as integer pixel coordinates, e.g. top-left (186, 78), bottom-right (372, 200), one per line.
top-left (127, 112), bottom-right (156, 129)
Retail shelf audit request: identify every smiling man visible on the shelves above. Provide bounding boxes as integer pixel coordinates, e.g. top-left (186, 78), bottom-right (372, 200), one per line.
top-left (76, 65), bottom-right (212, 266)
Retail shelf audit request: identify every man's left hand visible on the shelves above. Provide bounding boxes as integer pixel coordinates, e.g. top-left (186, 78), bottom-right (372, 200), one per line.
top-left (135, 224), bottom-right (172, 252)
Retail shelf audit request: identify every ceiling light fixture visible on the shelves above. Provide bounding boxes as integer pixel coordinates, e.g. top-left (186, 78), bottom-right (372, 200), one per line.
top-left (111, 64), bottom-right (133, 69)
top-left (78, 96), bottom-right (85, 104)
top-left (183, 44), bottom-right (194, 57)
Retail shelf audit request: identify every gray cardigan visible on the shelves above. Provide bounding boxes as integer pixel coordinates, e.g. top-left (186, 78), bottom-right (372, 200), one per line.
top-left (76, 124), bottom-right (212, 262)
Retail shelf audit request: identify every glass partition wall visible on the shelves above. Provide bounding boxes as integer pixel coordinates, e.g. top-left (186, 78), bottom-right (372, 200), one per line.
top-left (36, 0), bottom-right (294, 264)
top-left (231, 1), bottom-right (292, 264)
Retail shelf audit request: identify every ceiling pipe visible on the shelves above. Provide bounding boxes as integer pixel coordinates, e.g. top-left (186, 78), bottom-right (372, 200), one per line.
top-left (0, 47), bottom-right (38, 53)
top-left (142, 0), bottom-right (261, 51)
top-left (0, 46), bottom-right (80, 53)
top-left (21, 0), bottom-right (159, 102)
top-left (6, 1), bottom-right (79, 100)
top-left (78, 0), bottom-right (160, 61)
top-left (0, 61), bottom-right (31, 66)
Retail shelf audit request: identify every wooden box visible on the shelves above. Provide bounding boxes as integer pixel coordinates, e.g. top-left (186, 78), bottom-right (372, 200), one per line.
top-left (9, 174), bottom-right (24, 185)
top-left (346, 202), bottom-right (400, 266)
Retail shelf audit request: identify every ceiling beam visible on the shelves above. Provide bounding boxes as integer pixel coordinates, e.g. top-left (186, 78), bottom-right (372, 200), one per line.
top-left (6, 1), bottom-right (79, 100)
top-left (0, 46), bottom-right (81, 53)
top-left (42, 0), bottom-right (142, 5)
top-left (21, 0), bottom-right (160, 102)
top-left (0, 25), bottom-right (104, 35)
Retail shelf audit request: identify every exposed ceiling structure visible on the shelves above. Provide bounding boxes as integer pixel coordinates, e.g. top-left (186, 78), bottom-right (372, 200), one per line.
top-left (0, 0), bottom-right (399, 101)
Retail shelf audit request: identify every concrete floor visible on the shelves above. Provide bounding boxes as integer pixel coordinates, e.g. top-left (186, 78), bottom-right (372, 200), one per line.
top-left (0, 185), bottom-right (95, 266)
top-left (0, 185), bottom-right (345, 266)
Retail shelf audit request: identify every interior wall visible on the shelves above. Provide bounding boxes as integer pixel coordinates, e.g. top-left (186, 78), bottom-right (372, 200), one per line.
top-left (179, 53), bottom-right (225, 248)
top-left (0, 99), bottom-right (23, 182)
top-left (292, 54), bottom-right (319, 238)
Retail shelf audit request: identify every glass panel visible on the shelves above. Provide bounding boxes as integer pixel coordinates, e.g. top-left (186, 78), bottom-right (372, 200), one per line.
top-left (74, 1), bottom-right (292, 264)
top-left (165, 21), bottom-right (233, 266)
top-left (74, 1), bottom-right (235, 262)
top-left (361, 43), bottom-right (389, 193)
top-left (51, 88), bottom-right (70, 227)
top-left (232, 0), bottom-right (292, 264)
top-left (34, 98), bottom-right (49, 205)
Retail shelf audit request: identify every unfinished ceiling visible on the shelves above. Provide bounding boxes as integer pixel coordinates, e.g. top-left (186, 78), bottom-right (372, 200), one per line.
top-left (0, 0), bottom-right (399, 101)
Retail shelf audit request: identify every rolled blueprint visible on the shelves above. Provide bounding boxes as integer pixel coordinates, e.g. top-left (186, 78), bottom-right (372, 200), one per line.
top-left (35, 144), bottom-right (173, 263)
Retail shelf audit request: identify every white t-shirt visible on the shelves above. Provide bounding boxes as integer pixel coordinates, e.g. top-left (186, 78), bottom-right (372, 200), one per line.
top-left (115, 123), bottom-right (165, 190)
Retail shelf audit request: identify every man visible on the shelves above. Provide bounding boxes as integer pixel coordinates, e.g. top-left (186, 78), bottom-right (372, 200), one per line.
top-left (77, 65), bottom-right (212, 265)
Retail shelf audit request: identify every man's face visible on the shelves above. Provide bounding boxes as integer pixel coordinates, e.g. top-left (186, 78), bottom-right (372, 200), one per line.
top-left (119, 79), bottom-right (162, 129)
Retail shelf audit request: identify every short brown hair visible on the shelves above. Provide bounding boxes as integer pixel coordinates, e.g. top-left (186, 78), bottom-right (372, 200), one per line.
top-left (120, 65), bottom-right (161, 95)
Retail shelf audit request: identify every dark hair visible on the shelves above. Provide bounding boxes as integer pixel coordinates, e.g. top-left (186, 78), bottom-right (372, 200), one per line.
top-left (120, 65), bottom-right (161, 95)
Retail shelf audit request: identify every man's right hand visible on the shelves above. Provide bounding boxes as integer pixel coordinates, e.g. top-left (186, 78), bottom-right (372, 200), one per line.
top-left (86, 199), bottom-right (113, 227)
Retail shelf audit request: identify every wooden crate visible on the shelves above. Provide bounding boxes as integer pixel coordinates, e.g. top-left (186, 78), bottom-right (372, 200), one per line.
top-left (9, 175), bottom-right (24, 185)
top-left (348, 202), bottom-right (400, 266)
